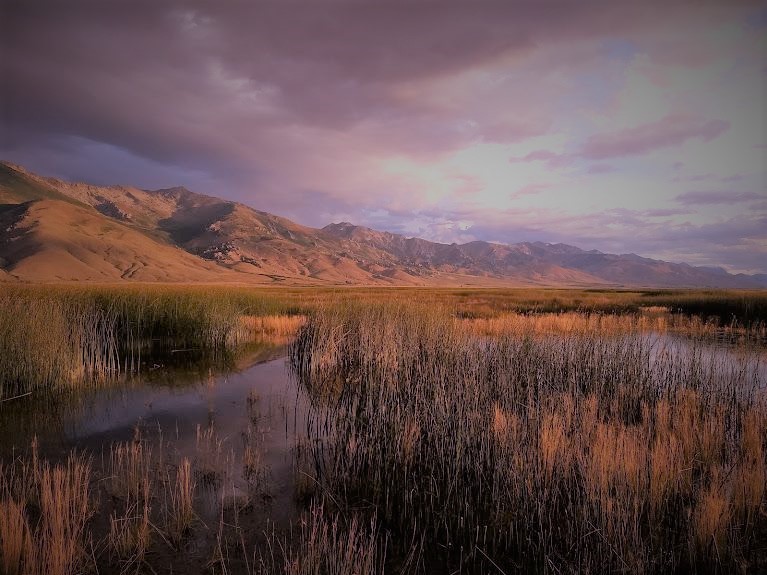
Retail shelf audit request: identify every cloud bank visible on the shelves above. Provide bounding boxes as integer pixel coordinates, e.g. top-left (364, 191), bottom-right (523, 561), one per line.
top-left (1, 0), bottom-right (765, 272)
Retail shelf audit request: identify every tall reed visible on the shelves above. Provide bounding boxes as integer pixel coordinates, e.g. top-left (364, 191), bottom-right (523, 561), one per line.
top-left (0, 293), bottom-right (119, 397)
top-left (255, 503), bottom-right (384, 575)
top-left (289, 302), bottom-right (767, 573)
top-left (0, 453), bottom-right (93, 575)
top-left (0, 285), bottom-right (305, 397)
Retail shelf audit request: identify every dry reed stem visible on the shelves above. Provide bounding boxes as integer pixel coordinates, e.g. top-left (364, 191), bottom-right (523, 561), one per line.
top-left (165, 458), bottom-right (195, 543)
top-left (0, 498), bottom-right (32, 575)
top-left (288, 303), bottom-right (767, 573)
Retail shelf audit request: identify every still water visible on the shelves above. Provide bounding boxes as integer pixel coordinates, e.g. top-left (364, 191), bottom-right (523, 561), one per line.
top-left (0, 345), bottom-right (311, 533)
top-left (0, 331), bottom-right (763, 573)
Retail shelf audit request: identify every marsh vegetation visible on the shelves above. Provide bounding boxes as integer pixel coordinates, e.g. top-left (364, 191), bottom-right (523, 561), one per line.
top-left (0, 286), bottom-right (764, 573)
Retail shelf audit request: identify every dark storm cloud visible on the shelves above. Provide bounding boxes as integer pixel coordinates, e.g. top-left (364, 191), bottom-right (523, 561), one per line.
top-left (0, 0), bottom-right (727, 176)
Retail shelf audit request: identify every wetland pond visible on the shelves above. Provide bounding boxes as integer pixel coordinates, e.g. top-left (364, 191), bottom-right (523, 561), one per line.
top-left (0, 328), bottom-right (764, 574)
top-left (0, 343), bottom-right (313, 572)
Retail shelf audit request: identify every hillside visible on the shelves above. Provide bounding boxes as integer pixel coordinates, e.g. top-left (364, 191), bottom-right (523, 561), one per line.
top-left (0, 161), bottom-right (762, 287)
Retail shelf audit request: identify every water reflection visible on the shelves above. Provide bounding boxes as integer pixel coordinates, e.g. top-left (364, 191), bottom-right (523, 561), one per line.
top-left (0, 342), bottom-right (310, 530)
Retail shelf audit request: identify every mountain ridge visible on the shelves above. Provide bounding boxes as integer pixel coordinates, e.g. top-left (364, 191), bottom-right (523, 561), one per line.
top-left (0, 161), bottom-right (763, 288)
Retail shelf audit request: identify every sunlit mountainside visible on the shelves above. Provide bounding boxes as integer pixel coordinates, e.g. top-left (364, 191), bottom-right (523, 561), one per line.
top-left (0, 161), bottom-right (763, 287)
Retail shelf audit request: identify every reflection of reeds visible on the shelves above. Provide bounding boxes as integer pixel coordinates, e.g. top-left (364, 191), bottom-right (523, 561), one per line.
top-left (242, 425), bottom-right (263, 484)
top-left (290, 303), bottom-right (767, 573)
top-left (196, 423), bottom-right (226, 487)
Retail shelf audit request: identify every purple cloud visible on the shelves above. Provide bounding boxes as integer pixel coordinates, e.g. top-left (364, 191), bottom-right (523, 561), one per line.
top-left (641, 208), bottom-right (692, 217)
top-left (672, 173), bottom-right (745, 184)
top-left (509, 150), bottom-right (571, 169)
top-left (587, 163), bottom-right (613, 174)
top-left (675, 191), bottom-right (764, 205)
top-left (511, 183), bottom-right (551, 198)
top-left (580, 115), bottom-right (729, 159)
top-left (510, 113), bottom-right (731, 171)
top-left (457, 207), bottom-right (766, 273)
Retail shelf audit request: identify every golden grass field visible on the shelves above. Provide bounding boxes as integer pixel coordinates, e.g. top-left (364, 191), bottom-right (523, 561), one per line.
top-left (0, 285), bottom-right (765, 574)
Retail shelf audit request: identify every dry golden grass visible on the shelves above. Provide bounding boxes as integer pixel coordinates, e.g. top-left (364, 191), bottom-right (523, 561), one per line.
top-left (1, 289), bottom-right (765, 573)
top-left (109, 496), bottom-right (151, 571)
top-left (0, 285), bottom-right (303, 397)
top-left (109, 440), bottom-right (152, 501)
top-left (2, 284), bottom-right (764, 398)
top-left (238, 314), bottom-right (306, 339)
top-left (107, 439), bottom-right (153, 571)
top-left (255, 503), bottom-right (383, 575)
top-left (164, 458), bottom-right (195, 544)
top-left (38, 456), bottom-right (93, 575)
top-left (289, 301), bottom-right (767, 573)
top-left (649, 432), bottom-right (682, 517)
top-left (539, 411), bottom-right (571, 487)
top-left (0, 453), bottom-right (93, 575)
top-left (0, 294), bottom-right (120, 397)
top-left (461, 310), bottom-right (765, 341)
top-left (0, 497), bottom-right (31, 575)
top-left (694, 469), bottom-right (731, 558)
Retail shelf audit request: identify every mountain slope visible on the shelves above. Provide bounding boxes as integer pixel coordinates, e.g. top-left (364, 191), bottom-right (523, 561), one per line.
top-left (0, 199), bottom-right (246, 282)
top-left (0, 161), bottom-right (762, 287)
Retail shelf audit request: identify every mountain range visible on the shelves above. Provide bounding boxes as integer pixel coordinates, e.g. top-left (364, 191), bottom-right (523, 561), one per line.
top-left (0, 161), bottom-right (763, 288)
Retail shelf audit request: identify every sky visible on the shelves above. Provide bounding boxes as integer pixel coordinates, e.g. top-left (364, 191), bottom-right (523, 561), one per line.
top-left (1, 1), bottom-right (765, 274)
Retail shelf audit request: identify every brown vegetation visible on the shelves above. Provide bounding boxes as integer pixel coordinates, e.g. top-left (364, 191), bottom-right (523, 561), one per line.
top-left (0, 288), bottom-right (765, 573)
top-left (290, 301), bottom-right (767, 573)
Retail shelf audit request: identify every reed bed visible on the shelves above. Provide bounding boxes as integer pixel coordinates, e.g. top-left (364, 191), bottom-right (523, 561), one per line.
top-left (107, 439), bottom-right (153, 571)
top-left (0, 435), bottom-right (386, 574)
top-left (0, 293), bottom-right (120, 398)
top-left (289, 301), bottom-right (767, 573)
top-left (0, 450), bottom-right (93, 575)
top-left (1, 287), bottom-right (766, 573)
top-left (1, 285), bottom-right (764, 399)
top-left (0, 285), bottom-right (305, 397)
top-left (163, 457), bottom-right (196, 544)
top-left (1, 432), bottom-right (232, 573)
top-left (462, 311), bottom-right (766, 344)
top-left (255, 503), bottom-right (385, 575)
